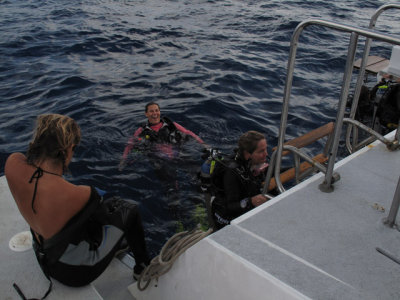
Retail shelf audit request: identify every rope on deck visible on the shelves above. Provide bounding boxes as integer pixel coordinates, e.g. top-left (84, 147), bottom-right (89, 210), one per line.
top-left (137, 227), bottom-right (213, 291)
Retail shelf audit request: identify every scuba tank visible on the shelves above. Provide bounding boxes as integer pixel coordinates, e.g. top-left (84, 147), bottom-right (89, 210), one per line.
top-left (199, 148), bottom-right (220, 192)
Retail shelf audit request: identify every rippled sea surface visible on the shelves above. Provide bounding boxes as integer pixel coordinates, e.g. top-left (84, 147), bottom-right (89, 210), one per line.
top-left (1, 0), bottom-right (398, 255)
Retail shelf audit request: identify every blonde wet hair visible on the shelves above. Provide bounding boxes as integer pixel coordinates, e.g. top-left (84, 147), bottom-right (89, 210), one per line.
top-left (26, 114), bottom-right (81, 169)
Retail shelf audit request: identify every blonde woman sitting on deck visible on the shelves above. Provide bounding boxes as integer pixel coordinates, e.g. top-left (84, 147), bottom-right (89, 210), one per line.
top-left (5, 114), bottom-right (150, 298)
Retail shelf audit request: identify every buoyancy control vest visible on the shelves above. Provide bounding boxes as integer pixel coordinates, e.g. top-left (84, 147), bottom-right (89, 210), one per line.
top-left (201, 150), bottom-right (262, 216)
top-left (140, 116), bottom-right (185, 144)
top-left (200, 149), bottom-right (258, 194)
top-left (375, 82), bottom-right (400, 129)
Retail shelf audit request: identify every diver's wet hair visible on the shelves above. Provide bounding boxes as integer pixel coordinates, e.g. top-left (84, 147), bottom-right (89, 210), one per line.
top-left (26, 114), bottom-right (81, 171)
top-left (237, 130), bottom-right (265, 159)
top-left (145, 102), bottom-right (160, 112)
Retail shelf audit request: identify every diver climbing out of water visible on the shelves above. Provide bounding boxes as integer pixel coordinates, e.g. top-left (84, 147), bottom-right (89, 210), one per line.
top-left (207, 130), bottom-right (270, 230)
top-left (5, 114), bottom-right (150, 299)
top-left (119, 101), bottom-right (206, 170)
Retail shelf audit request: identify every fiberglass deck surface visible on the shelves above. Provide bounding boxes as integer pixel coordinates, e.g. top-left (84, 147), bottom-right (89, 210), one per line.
top-left (210, 135), bottom-right (400, 299)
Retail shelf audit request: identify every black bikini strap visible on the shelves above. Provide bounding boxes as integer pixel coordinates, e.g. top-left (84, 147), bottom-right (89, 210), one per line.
top-left (29, 167), bottom-right (44, 214)
top-left (28, 166), bottom-right (61, 214)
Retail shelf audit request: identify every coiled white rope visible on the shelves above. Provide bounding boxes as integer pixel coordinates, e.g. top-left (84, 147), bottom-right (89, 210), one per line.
top-left (137, 227), bottom-right (213, 291)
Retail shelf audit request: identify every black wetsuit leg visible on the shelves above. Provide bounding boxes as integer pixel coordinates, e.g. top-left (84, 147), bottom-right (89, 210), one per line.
top-left (104, 198), bottom-right (150, 265)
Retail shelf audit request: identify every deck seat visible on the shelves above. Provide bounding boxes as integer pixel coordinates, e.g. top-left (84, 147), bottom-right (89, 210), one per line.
top-left (353, 55), bottom-right (389, 75)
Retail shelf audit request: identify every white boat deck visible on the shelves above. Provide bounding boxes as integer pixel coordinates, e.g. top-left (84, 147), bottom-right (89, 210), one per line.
top-left (129, 131), bottom-right (400, 300)
top-left (1, 131), bottom-right (399, 299)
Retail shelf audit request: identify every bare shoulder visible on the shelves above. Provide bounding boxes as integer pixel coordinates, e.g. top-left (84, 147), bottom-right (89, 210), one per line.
top-left (5, 152), bottom-right (26, 168)
top-left (63, 180), bottom-right (91, 197)
top-left (66, 183), bottom-right (92, 207)
top-left (75, 184), bottom-right (92, 196)
top-left (5, 153), bottom-right (27, 178)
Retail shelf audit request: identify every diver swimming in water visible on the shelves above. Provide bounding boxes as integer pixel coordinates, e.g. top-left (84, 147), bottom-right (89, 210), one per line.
top-left (119, 101), bottom-right (205, 170)
top-left (119, 102), bottom-right (208, 232)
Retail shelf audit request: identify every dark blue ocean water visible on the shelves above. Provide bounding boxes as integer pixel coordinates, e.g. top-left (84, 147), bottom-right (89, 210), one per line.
top-left (1, 0), bottom-right (398, 255)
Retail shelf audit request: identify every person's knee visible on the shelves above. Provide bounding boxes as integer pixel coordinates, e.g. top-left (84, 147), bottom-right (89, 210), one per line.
top-left (105, 197), bottom-right (139, 229)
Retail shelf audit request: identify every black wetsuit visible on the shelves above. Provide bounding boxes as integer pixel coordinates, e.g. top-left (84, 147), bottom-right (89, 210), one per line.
top-left (211, 157), bottom-right (266, 230)
top-left (29, 168), bottom-right (149, 287)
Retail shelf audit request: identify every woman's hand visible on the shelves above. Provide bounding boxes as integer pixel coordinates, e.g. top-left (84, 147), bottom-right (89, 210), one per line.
top-left (251, 194), bottom-right (268, 207)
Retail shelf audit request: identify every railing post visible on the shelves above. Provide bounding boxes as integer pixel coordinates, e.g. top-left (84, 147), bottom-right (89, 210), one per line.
top-left (319, 32), bottom-right (359, 192)
top-left (384, 175), bottom-right (400, 228)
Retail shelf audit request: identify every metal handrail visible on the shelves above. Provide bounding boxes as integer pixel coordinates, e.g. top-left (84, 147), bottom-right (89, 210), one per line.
top-left (262, 145), bottom-right (335, 195)
top-left (268, 18), bottom-right (400, 194)
top-left (345, 4), bottom-right (400, 154)
top-left (343, 118), bottom-right (399, 150)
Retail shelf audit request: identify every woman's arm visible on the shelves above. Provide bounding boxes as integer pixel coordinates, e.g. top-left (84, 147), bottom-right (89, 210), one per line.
top-left (119, 127), bottom-right (143, 170)
top-left (173, 122), bottom-right (205, 145)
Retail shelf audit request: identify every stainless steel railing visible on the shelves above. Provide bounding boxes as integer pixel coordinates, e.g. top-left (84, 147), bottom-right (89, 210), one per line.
top-left (264, 17), bottom-right (400, 194)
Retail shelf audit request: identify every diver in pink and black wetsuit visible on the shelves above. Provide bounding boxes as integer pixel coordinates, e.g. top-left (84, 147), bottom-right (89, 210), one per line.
top-left (119, 102), bottom-right (206, 170)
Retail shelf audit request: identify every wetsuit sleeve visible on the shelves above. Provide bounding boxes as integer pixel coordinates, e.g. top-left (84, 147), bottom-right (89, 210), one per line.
top-left (173, 122), bottom-right (204, 144)
top-left (222, 168), bottom-right (254, 216)
top-left (122, 127), bottom-right (144, 160)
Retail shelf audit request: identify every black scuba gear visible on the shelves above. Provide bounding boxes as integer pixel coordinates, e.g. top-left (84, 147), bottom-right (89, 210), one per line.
top-left (140, 116), bottom-right (185, 144)
top-left (204, 151), bottom-right (266, 230)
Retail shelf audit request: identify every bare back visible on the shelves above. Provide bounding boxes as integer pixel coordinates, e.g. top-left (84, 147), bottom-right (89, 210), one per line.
top-left (5, 153), bottom-right (91, 240)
